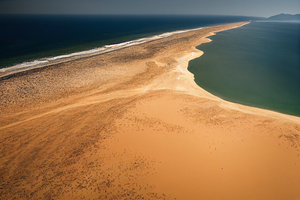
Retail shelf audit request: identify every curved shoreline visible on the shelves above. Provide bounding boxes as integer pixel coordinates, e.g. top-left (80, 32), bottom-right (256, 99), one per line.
top-left (1, 20), bottom-right (299, 125)
top-left (174, 30), bottom-right (300, 123)
top-left (188, 22), bottom-right (300, 118)
top-left (0, 21), bottom-right (299, 200)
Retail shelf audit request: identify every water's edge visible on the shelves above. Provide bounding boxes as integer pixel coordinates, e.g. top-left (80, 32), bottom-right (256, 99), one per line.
top-left (188, 21), bottom-right (300, 117)
top-left (0, 27), bottom-right (208, 81)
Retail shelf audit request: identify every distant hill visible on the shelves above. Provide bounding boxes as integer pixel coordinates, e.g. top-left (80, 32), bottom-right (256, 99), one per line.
top-left (267, 13), bottom-right (300, 21)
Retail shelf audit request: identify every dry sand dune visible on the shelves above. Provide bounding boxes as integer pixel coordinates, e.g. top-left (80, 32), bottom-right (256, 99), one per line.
top-left (0, 22), bottom-right (300, 200)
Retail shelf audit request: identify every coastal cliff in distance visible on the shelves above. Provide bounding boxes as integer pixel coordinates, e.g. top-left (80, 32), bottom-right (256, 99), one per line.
top-left (267, 13), bottom-right (300, 21)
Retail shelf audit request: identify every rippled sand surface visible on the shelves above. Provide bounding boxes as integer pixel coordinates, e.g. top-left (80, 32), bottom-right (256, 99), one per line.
top-left (0, 22), bottom-right (299, 200)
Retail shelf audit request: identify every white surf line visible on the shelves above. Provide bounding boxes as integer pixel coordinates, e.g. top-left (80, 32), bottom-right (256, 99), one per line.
top-left (0, 27), bottom-right (203, 74)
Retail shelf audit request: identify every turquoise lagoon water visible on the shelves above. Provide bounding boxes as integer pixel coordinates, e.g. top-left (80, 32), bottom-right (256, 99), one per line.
top-left (188, 22), bottom-right (300, 116)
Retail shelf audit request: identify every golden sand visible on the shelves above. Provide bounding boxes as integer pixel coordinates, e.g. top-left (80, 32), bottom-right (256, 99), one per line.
top-left (0, 22), bottom-right (299, 200)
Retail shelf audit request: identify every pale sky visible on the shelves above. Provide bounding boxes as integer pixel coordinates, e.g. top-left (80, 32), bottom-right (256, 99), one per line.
top-left (0, 0), bottom-right (299, 17)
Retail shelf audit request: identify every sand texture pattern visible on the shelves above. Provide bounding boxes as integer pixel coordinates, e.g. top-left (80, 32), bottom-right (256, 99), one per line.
top-left (0, 22), bottom-right (300, 200)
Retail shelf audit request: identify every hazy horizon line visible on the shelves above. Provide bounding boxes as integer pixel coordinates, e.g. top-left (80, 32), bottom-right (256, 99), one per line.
top-left (0, 13), bottom-right (266, 18)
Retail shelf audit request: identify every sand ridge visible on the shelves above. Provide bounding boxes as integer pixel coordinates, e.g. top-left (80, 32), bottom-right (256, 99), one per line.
top-left (0, 22), bottom-right (300, 200)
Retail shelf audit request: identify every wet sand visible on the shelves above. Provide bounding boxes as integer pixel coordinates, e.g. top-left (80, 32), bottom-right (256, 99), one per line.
top-left (0, 22), bottom-right (300, 200)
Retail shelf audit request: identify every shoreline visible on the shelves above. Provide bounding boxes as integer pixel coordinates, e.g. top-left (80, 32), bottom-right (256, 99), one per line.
top-left (2, 21), bottom-right (297, 118)
top-left (0, 27), bottom-right (202, 80)
top-left (0, 21), bottom-right (299, 199)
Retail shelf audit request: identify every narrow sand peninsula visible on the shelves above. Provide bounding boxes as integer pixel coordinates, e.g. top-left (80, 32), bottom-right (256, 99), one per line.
top-left (0, 22), bottom-right (299, 200)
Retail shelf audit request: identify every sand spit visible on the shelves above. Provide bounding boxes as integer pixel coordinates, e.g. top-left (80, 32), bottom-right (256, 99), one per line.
top-left (0, 27), bottom-right (201, 78)
top-left (0, 22), bottom-right (300, 200)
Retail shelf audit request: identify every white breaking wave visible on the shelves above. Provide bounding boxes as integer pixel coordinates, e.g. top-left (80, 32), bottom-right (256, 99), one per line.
top-left (0, 60), bottom-right (49, 73)
top-left (0, 27), bottom-right (202, 73)
top-left (48, 47), bottom-right (106, 61)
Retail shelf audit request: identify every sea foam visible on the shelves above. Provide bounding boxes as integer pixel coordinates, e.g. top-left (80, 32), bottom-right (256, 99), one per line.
top-left (0, 27), bottom-right (201, 74)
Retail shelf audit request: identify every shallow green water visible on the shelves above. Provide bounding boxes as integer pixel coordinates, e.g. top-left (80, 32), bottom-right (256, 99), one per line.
top-left (188, 22), bottom-right (300, 116)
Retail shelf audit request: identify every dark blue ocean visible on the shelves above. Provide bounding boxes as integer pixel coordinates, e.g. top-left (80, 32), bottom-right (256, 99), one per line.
top-left (0, 15), bottom-right (259, 68)
top-left (1, 15), bottom-right (299, 117)
top-left (188, 21), bottom-right (300, 116)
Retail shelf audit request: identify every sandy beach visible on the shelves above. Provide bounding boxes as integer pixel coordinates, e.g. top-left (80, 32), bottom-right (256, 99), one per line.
top-left (0, 22), bottom-right (299, 199)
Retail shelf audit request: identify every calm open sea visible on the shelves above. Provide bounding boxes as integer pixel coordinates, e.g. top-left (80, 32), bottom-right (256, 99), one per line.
top-left (2, 15), bottom-right (298, 116)
top-left (0, 15), bottom-right (258, 69)
top-left (188, 21), bottom-right (300, 116)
